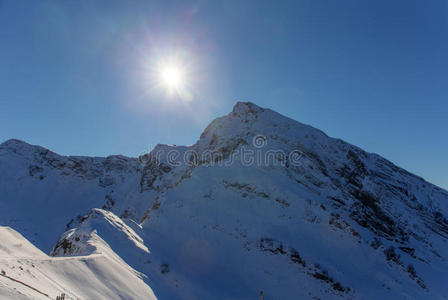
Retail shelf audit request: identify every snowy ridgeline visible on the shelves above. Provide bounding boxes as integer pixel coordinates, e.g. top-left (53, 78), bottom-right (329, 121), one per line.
top-left (1, 102), bottom-right (448, 299)
top-left (0, 226), bottom-right (156, 300)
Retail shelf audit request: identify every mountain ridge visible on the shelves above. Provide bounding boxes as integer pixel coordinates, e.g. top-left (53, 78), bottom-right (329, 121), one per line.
top-left (1, 101), bottom-right (448, 299)
top-left (1, 101), bottom-right (435, 189)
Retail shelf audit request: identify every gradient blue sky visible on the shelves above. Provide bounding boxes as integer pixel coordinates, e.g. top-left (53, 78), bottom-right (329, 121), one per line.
top-left (0, 0), bottom-right (446, 189)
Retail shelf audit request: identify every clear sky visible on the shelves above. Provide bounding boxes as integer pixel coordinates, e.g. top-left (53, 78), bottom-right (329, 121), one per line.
top-left (0, 0), bottom-right (446, 189)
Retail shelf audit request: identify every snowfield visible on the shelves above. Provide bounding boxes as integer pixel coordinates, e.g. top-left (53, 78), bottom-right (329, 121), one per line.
top-left (1, 102), bottom-right (448, 299)
top-left (0, 226), bottom-right (156, 300)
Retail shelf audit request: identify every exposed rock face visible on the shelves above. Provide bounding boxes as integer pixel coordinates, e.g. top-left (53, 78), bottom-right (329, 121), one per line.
top-left (1, 102), bottom-right (448, 299)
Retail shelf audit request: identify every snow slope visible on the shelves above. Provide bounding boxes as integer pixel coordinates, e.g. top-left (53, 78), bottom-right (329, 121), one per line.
top-left (0, 139), bottom-right (143, 252)
top-left (1, 102), bottom-right (448, 299)
top-left (0, 226), bottom-right (156, 300)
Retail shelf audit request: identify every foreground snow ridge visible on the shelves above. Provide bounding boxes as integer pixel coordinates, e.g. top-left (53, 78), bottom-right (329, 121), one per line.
top-left (1, 102), bottom-right (448, 299)
top-left (0, 226), bottom-right (156, 300)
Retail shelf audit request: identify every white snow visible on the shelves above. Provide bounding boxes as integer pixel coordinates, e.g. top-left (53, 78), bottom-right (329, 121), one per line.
top-left (1, 102), bottom-right (448, 299)
top-left (0, 226), bottom-right (156, 300)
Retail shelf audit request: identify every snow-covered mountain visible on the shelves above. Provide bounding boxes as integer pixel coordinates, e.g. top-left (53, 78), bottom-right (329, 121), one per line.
top-left (1, 102), bottom-right (448, 299)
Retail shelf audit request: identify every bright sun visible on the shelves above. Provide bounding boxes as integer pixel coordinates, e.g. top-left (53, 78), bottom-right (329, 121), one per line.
top-left (151, 58), bottom-right (193, 101)
top-left (161, 66), bottom-right (183, 88)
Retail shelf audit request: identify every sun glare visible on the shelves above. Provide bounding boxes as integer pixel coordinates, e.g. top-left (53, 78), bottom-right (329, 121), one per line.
top-left (147, 56), bottom-right (194, 101)
top-left (161, 66), bottom-right (183, 89)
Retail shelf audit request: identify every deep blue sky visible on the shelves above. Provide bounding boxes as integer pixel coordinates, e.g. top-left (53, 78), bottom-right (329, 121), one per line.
top-left (0, 0), bottom-right (446, 189)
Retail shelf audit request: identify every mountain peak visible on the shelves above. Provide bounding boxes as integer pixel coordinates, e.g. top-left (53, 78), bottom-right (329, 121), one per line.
top-left (0, 138), bottom-right (46, 157)
top-left (1, 138), bottom-right (30, 148)
top-left (231, 101), bottom-right (264, 115)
